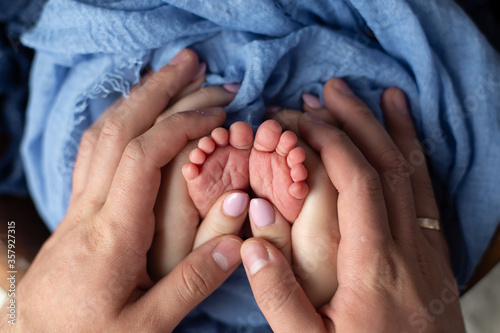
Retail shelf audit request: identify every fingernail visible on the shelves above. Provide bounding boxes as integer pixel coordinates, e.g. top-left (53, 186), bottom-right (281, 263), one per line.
top-left (196, 107), bottom-right (224, 116)
top-left (223, 192), bottom-right (249, 217)
top-left (302, 93), bottom-right (323, 109)
top-left (304, 112), bottom-right (325, 125)
top-left (391, 89), bottom-right (409, 114)
top-left (249, 199), bottom-right (275, 228)
top-left (242, 241), bottom-right (270, 275)
top-left (265, 106), bottom-right (282, 114)
top-left (170, 49), bottom-right (189, 65)
top-left (192, 62), bottom-right (207, 81)
top-left (223, 83), bottom-right (241, 93)
top-left (212, 238), bottom-right (242, 271)
top-left (333, 79), bottom-right (353, 95)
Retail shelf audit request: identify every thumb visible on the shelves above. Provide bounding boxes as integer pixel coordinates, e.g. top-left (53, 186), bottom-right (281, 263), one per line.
top-left (127, 235), bottom-right (242, 331)
top-left (241, 238), bottom-right (326, 332)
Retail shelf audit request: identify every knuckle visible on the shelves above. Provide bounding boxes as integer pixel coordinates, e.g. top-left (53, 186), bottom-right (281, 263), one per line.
top-left (273, 110), bottom-right (300, 130)
top-left (353, 166), bottom-right (383, 195)
top-left (178, 263), bottom-right (215, 304)
top-left (81, 127), bottom-right (99, 148)
top-left (168, 111), bottom-right (190, 124)
top-left (100, 114), bottom-right (128, 143)
top-left (123, 137), bottom-right (148, 163)
top-left (78, 129), bottom-right (98, 157)
top-left (206, 221), bottom-right (230, 238)
top-left (352, 105), bottom-right (375, 121)
top-left (165, 112), bottom-right (193, 135)
top-left (145, 71), bottom-right (175, 99)
top-left (327, 128), bottom-right (350, 144)
top-left (256, 270), bottom-right (297, 313)
top-left (142, 74), bottom-right (162, 92)
top-left (377, 147), bottom-right (410, 177)
top-left (320, 128), bottom-right (350, 153)
top-left (80, 216), bottom-right (115, 254)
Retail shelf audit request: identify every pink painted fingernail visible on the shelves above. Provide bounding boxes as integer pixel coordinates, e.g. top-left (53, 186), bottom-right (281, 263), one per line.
top-left (212, 238), bottom-right (242, 271)
top-left (249, 199), bottom-right (275, 228)
top-left (170, 49), bottom-right (189, 65)
top-left (223, 83), bottom-right (242, 93)
top-left (223, 192), bottom-right (249, 217)
top-left (192, 62), bottom-right (207, 81)
top-left (302, 93), bottom-right (323, 109)
top-left (241, 241), bottom-right (270, 275)
top-left (333, 79), bottom-right (353, 95)
top-left (391, 89), bottom-right (409, 115)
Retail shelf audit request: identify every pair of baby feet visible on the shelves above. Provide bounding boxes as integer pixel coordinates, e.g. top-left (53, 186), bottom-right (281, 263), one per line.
top-left (180, 117), bottom-right (338, 308)
top-left (181, 119), bottom-right (308, 222)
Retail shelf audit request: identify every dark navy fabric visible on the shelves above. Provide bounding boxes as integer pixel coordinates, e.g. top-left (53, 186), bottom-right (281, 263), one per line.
top-left (0, 0), bottom-right (47, 195)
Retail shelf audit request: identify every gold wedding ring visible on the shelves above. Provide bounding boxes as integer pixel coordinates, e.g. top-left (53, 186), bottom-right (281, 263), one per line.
top-left (417, 218), bottom-right (441, 231)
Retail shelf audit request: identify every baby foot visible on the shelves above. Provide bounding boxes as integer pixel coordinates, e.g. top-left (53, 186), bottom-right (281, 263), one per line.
top-left (249, 120), bottom-right (308, 222)
top-left (182, 122), bottom-right (254, 218)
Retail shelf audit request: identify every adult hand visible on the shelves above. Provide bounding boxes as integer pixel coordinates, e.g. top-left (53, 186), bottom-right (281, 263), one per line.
top-left (2, 49), bottom-right (243, 332)
top-left (241, 79), bottom-right (465, 332)
top-left (243, 137), bottom-right (339, 308)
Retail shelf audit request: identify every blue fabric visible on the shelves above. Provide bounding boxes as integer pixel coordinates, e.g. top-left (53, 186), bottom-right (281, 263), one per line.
top-left (19, 0), bottom-right (500, 329)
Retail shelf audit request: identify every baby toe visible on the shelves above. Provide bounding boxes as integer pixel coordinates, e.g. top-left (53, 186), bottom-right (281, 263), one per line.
top-left (182, 163), bottom-right (200, 181)
top-left (229, 121), bottom-right (254, 149)
top-left (189, 148), bottom-right (206, 165)
top-left (254, 119), bottom-right (282, 152)
top-left (287, 147), bottom-right (306, 168)
top-left (276, 131), bottom-right (297, 156)
top-left (291, 164), bottom-right (308, 182)
top-left (211, 127), bottom-right (229, 146)
top-left (289, 182), bottom-right (309, 200)
top-left (198, 136), bottom-right (216, 154)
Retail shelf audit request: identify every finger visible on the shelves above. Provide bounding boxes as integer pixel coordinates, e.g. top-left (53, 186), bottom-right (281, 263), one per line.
top-left (381, 88), bottom-right (444, 249)
top-left (241, 238), bottom-right (325, 332)
top-left (298, 113), bottom-right (392, 254)
top-left (167, 62), bottom-right (207, 105)
top-left (266, 106), bottom-right (338, 138)
top-left (71, 126), bottom-right (99, 199)
top-left (104, 108), bottom-right (226, 255)
top-left (85, 49), bottom-right (202, 205)
top-left (291, 143), bottom-right (339, 308)
top-left (193, 190), bottom-right (250, 249)
top-left (266, 108), bottom-right (302, 134)
top-left (149, 142), bottom-right (199, 280)
top-left (156, 84), bottom-right (239, 124)
top-left (127, 236), bottom-right (242, 332)
top-left (248, 198), bottom-right (292, 264)
top-left (71, 70), bottom-right (155, 197)
top-left (322, 78), bottom-right (416, 242)
top-left (302, 93), bottom-right (339, 127)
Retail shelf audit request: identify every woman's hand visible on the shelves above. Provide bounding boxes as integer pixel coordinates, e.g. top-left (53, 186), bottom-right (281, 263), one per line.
top-left (3, 49), bottom-right (243, 332)
top-left (147, 79), bottom-right (246, 279)
top-left (241, 79), bottom-right (465, 332)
